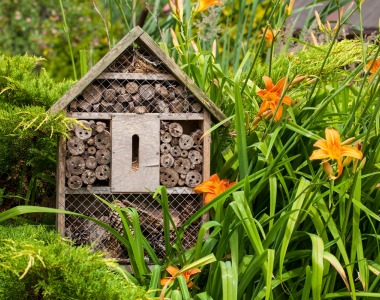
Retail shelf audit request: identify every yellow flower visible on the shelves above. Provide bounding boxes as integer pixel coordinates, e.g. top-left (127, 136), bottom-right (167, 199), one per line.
top-left (365, 58), bottom-right (380, 81)
top-left (194, 174), bottom-right (237, 204)
top-left (256, 76), bottom-right (292, 122)
top-left (309, 128), bottom-right (363, 180)
top-left (194, 0), bottom-right (223, 14)
top-left (160, 266), bottom-right (201, 287)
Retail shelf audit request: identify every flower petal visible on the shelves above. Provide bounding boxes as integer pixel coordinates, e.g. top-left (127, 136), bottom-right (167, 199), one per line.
top-left (281, 95), bottom-right (292, 106)
top-left (310, 149), bottom-right (330, 160)
top-left (204, 192), bottom-right (216, 204)
top-left (209, 173), bottom-right (221, 183)
top-left (341, 145), bottom-right (363, 160)
top-left (325, 128), bottom-right (341, 149)
top-left (262, 76), bottom-right (274, 90)
top-left (257, 100), bottom-right (270, 116)
top-left (272, 77), bottom-right (287, 93)
top-left (273, 104), bottom-right (283, 121)
top-left (160, 277), bottom-right (174, 286)
top-left (313, 139), bottom-right (328, 150)
top-left (186, 268), bottom-right (201, 276)
top-left (166, 266), bottom-right (180, 276)
top-left (193, 181), bottom-right (215, 193)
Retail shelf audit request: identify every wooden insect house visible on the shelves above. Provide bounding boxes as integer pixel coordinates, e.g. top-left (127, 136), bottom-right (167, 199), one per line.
top-left (50, 26), bottom-right (227, 260)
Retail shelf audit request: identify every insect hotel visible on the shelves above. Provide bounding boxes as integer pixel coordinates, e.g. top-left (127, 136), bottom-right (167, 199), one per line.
top-left (50, 26), bottom-right (227, 260)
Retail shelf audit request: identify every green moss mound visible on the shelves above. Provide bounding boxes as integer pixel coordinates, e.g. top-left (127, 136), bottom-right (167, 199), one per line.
top-left (0, 223), bottom-right (147, 300)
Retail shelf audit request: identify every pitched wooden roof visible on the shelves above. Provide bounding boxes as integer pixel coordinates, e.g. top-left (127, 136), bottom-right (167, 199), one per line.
top-left (49, 26), bottom-right (227, 124)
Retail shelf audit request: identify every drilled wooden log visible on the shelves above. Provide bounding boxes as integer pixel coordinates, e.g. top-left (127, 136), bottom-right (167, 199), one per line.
top-left (75, 122), bottom-right (92, 140)
top-left (188, 150), bottom-right (203, 165)
top-left (170, 137), bottom-right (179, 146)
top-left (170, 146), bottom-right (181, 157)
top-left (83, 85), bottom-right (102, 104)
top-left (77, 101), bottom-right (92, 112)
top-left (117, 94), bottom-right (131, 103)
top-left (191, 129), bottom-right (203, 145)
top-left (67, 175), bottom-right (83, 189)
top-left (155, 83), bottom-right (169, 98)
top-left (96, 149), bottom-right (111, 165)
top-left (128, 102), bottom-right (135, 113)
top-left (87, 138), bottom-right (95, 146)
top-left (139, 84), bottom-right (155, 101)
top-left (66, 171), bottom-right (72, 179)
top-left (111, 82), bottom-right (126, 95)
top-left (160, 168), bottom-right (179, 188)
top-left (92, 104), bottom-right (100, 112)
top-left (125, 82), bottom-right (139, 94)
top-left (160, 143), bottom-right (171, 154)
top-left (180, 173), bottom-right (186, 179)
top-left (87, 146), bottom-right (97, 156)
top-left (103, 89), bottom-right (117, 102)
top-left (185, 170), bottom-right (202, 187)
top-left (95, 165), bottom-right (110, 180)
top-left (95, 122), bottom-right (106, 133)
top-left (85, 156), bottom-right (98, 170)
top-left (66, 156), bottom-right (86, 175)
top-left (81, 151), bottom-right (90, 160)
top-left (168, 122), bottom-right (183, 137)
top-left (179, 134), bottom-right (194, 150)
top-left (160, 153), bottom-right (174, 168)
top-left (94, 131), bottom-right (111, 150)
top-left (181, 150), bottom-right (188, 158)
top-left (161, 131), bottom-right (172, 143)
top-left (173, 158), bottom-right (191, 174)
top-left (135, 106), bottom-right (148, 114)
top-left (173, 85), bottom-right (185, 96)
top-left (170, 99), bottom-right (183, 113)
top-left (191, 102), bottom-right (202, 113)
top-left (191, 164), bottom-right (203, 172)
top-left (177, 179), bottom-right (185, 186)
top-left (67, 137), bottom-right (85, 155)
top-left (114, 102), bottom-right (124, 113)
top-left (69, 100), bottom-right (77, 111)
top-left (81, 170), bottom-right (96, 185)
top-left (155, 100), bottom-right (169, 113)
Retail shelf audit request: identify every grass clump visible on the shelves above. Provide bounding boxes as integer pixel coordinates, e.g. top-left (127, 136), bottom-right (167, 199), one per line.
top-left (0, 223), bottom-right (147, 300)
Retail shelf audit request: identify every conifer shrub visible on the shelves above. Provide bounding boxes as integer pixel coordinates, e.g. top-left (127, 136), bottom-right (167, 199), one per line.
top-left (0, 222), bottom-right (147, 300)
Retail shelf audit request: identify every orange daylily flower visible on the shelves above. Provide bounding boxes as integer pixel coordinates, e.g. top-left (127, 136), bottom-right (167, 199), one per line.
top-left (160, 266), bottom-right (201, 287)
top-left (365, 58), bottom-right (380, 81)
top-left (256, 76), bottom-right (292, 122)
top-left (194, 0), bottom-right (223, 14)
top-left (194, 173), bottom-right (237, 204)
top-left (309, 128), bottom-right (363, 180)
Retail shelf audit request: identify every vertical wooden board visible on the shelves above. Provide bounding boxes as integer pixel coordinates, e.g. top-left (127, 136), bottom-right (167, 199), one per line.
top-left (56, 137), bottom-right (66, 235)
top-left (202, 112), bottom-right (211, 224)
top-left (112, 115), bottom-right (160, 192)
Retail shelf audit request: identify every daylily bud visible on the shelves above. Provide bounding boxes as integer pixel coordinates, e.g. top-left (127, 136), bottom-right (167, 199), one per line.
top-left (285, 0), bottom-right (295, 16)
top-left (310, 31), bottom-right (319, 46)
top-left (212, 39), bottom-right (217, 58)
top-left (191, 40), bottom-right (199, 54)
top-left (358, 157), bottom-right (366, 171)
top-left (170, 28), bottom-right (183, 55)
top-left (341, 137), bottom-right (355, 146)
top-left (322, 161), bottom-right (337, 180)
top-left (169, 0), bottom-right (184, 23)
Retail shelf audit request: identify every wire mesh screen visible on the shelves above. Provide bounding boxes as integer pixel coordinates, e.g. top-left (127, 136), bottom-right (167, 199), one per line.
top-left (63, 191), bottom-right (202, 261)
top-left (67, 44), bottom-right (203, 115)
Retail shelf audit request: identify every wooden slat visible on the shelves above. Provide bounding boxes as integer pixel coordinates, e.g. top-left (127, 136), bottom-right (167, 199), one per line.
top-left (49, 27), bottom-right (144, 114)
top-left (65, 187), bottom-right (112, 194)
top-left (56, 137), bottom-right (66, 235)
top-left (67, 113), bottom-right (112, 120)
top-left (97, 72), bottom-right (176, 81)
top-left (166, 187), bottom-right (197, 194)
top-left (202, 111), bottom-right (211, 183)
top-left (108, 113), bottom-right (204, 120)
top-left (111, 115), bottom-right (160, 192)
top-left (136, 31), bottom-right (229, 126)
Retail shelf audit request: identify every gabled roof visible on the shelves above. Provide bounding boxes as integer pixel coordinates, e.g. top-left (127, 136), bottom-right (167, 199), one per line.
top-left (49, 26), bottom-right (227, 124)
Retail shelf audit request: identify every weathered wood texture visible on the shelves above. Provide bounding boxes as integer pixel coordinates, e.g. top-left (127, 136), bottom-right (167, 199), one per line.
top-left (112, 115), bottom-right (160, 192)
top-left (97, 73), bottom-right (176, 81)
top-left (49, 27), bottom-right (144, 114)
top-left (56, 137), bottom-right (66, 235)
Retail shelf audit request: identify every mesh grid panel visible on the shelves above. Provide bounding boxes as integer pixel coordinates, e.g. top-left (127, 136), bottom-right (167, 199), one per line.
top-left (63, 191), bottom-right (202, 260)
top-left (67, 45), bottom-right (203, 115)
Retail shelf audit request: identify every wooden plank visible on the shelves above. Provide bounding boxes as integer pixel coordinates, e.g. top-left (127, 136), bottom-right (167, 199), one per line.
top-left (111, 115), bottom-right (160, 192)
top-left (65, 187), bottom-right (112, 194)
top-left (136, 31), bottom-right (229, 126)
top-left (97, 72), bottom-right (176, 81)
top-left (166, 187), bottom-right (196, 194)
top-left (67, 113), bottom-right (112, 120)
top-left (56, 137), bottom-right (66, 235)
top-left (108, 113), bottom-right (204, 120)
top-left (202, 111), bottom-right (211, 185)
top-left (49, 27), bottom-right (144, 114)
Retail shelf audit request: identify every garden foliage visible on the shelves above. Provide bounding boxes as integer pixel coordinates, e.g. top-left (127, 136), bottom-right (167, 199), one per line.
top-left (0, 221), bottom-right (147, 299)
